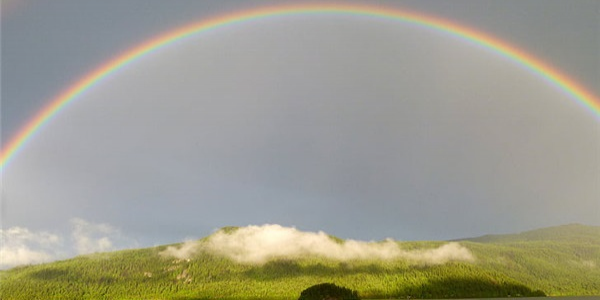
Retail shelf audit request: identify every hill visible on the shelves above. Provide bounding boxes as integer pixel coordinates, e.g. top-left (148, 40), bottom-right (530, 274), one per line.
top-left (1, 224), bottom-right (599, 299)
top-left (458, 223), bottom-right (600, 243)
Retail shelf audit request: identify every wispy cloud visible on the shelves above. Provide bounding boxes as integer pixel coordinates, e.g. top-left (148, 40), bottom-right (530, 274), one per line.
top-left (70, 218), bottom-right (119, 255)
top-left (159, 239), bottom-right (199, 259)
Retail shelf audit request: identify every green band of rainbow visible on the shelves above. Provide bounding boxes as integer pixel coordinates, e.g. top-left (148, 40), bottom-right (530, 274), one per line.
top-left (2, 3), bottom-right (599, 172)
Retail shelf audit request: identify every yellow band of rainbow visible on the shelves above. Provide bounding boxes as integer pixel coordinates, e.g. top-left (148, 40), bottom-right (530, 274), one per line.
top-left (1, 4), bottom-right (599, 172)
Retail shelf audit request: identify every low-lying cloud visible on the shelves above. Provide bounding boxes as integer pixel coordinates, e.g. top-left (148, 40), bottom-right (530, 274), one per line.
top-left (160, 240), bottom-right (199, 260)
top-left (161, 224), bottom-right (474, 264)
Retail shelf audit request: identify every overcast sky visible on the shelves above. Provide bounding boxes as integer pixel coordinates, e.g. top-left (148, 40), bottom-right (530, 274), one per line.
top-left (1, 0), bottom-right (599, 268)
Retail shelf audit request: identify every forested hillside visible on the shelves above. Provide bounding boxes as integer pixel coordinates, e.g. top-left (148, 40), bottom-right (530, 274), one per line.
top-left (1, 224), bottom-right (599, 299)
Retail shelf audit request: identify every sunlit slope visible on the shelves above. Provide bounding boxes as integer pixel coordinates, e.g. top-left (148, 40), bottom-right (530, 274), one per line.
top-left (1, 224), bottom-right (599, 299)
top-left (456, 224), bottom-right (600, 296)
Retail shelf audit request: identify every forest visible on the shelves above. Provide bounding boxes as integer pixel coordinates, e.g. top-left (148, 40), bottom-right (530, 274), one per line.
top-left (1, 223), bottom-right (599, 299)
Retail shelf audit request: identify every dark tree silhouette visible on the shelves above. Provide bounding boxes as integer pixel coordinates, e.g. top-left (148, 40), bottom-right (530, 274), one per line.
top-left (298, 283), bottom-right (360, 300)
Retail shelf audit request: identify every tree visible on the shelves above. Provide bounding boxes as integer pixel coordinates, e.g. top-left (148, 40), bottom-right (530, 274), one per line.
top-left (298, 283), bottom-right (360, 300)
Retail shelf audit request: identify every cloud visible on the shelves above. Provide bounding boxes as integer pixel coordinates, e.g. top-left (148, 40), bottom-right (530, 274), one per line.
top-left (161, 224), bottom-right (474, 264)
top-left (70, 218), bottom-right (119, 255)
top-left (1, 218), bottom-right (136, 269)
top-left (159, 240), bottom-right (199, 259)
top-left (403, 242), bottom-right (475, 264)
top-left (0, 227), bottom-right (63, 268)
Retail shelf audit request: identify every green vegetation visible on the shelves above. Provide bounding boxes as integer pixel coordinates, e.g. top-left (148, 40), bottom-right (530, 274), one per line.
top-left (298, 283), bottom-right (360, 300)
top-left (1, 224), bottom-right (599, 299)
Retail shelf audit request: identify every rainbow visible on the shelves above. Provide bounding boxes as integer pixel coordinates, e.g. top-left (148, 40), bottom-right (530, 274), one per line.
top-left (1, 3), bottom-right (599, 172)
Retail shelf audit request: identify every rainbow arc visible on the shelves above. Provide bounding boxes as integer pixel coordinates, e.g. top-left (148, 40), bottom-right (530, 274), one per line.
top-left (1, 4), bottom-right (599, 172)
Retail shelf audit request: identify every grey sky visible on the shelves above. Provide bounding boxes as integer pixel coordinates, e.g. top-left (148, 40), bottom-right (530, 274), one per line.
top-left (1, 0), bottom-right (599, 267)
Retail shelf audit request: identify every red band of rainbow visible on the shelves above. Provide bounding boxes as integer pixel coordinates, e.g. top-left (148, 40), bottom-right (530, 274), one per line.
top-left (1, 4), bottom-right (599, 172)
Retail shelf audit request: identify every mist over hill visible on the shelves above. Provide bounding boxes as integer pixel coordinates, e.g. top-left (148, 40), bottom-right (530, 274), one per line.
top-left (160, 224), bottom-right (474, 264)
top-left (1, 223), bottom-right (599, 299)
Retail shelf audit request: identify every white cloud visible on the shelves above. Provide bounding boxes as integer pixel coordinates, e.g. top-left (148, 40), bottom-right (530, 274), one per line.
top-left (1, 218), bottom-right (135, 269)
top-left (161, 224), bottom-right (475, 264)
top-left (0, 227), bottom-right (63, 268)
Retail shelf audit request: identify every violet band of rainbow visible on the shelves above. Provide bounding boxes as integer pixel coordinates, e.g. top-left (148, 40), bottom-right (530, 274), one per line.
top-left (1, 4), bottom-right (599, 172)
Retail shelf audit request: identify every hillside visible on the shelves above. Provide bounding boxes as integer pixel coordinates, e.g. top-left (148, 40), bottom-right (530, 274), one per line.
top-left (1, 224), bottom-right (599, 299)
top-left (458, 223), bottom-right (600, 243)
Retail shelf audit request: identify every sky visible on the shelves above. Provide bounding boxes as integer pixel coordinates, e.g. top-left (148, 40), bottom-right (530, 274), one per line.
top-left (1, 0), bottom-right (599, 268)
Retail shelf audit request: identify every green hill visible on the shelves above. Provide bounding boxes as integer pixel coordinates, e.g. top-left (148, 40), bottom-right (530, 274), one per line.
top-left (1, 224), bottom-right (599, 299)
